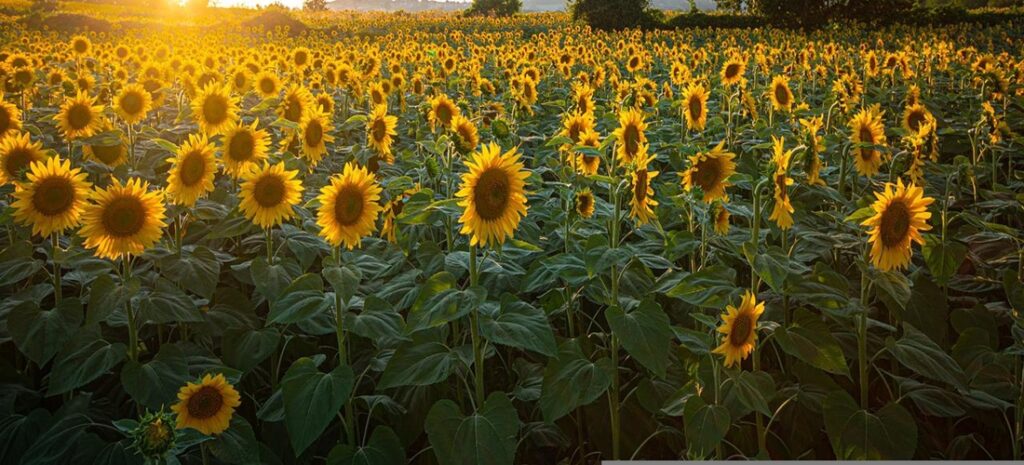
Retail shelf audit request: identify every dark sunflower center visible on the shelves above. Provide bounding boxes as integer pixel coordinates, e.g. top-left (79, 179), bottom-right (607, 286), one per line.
top-left (634, 169), bottom-right (648, 203)
top-left (31, 176), bottom-right (75, 216)
top-left (186, 386), bottom-right (224, 420)
top-left (577, 193), bottom-right (592, 212)
top-left (234, 73), bottom-right (246, 89)
top-left (333, 185), bottom-right (364, 227)
top-left (907, 111), bottom-right (925, 132)
top-left (457, 125), bottom-right (474, 145)
top-left (774, 84), bottom-right (790, 106)
top-left (304, 121), bottom-right (323, 147)
top-left (725, 63), bottom-right (740, 79)
top-left (473, 168), bottom-right (510, 221)
top-left (693, 158), bottom-right (722, 191)
top-left (688, 96), bottom-right (703, 122)
top-left (0, 107), bottom-right (11, 133)
top-left (859, 126), bottom-right (875, 159)
top-left (879, 200), bottom-right (911, 247)
top-left (102, 195), bottom-right (147, 237)
top-left (202, 95), bottom-right (228, 125)
top-left (178, 152), bottom-right (207, 187)
top-left (4, 148), bottom-right (34, 179)
top-left (568, 122), bottom-right (583, 143)
top-left (729, 313), bottom-right (753, 347)
top-left (91, 144), bottom-right (123, 164)
top-left (774, 173), bottom-right (788, 200)
top-left (295, 51), bottom-right (308, 66)
top-left (623, 125), bottom-right (640, 156)
top-left (285, 97), bottom-right (303, 122)
top-left (260, 78), bottom-right (276, 94)
top-left (228, 131), bottom-right (255, 162)
top-left (68, 103), bottom-right (93, 130)
top-left (253, 174), bottom-right (285, 207)
top-left (73, 40), bottom-right (88, 54)
top-left (436, 105), bottom-right (452, 127)
top-left (372, 119), bottom-right (388, 142)
top-left (120, 92), bottom-right (144, 115)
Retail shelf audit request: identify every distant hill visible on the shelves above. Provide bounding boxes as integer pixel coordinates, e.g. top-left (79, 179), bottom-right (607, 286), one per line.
top-left (326, 0), bottom-right (717, 13)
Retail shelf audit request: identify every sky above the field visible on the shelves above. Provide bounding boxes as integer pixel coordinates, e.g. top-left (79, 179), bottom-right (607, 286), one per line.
top-left (218, 0), bottom-right (468, 8)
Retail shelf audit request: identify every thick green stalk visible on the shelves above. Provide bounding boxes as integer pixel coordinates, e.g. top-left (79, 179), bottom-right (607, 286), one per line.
top-left (858, 259), bottom-right (870, 409)
top-left (51, 234), bottom-right (61, 304)
top-left (608, 181), bottom-right (622, 460)
top-left (333, 248), bottom-right (356, 444)
top-left (469, 243), bottom-right (484, 407)
top-left (265, 228), bottom-right (274, 263)
top-left (124, 255), bottom-right (138, 363)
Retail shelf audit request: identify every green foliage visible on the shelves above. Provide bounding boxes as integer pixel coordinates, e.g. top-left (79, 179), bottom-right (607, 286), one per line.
top-left (465, 0), bottom-right (522, 17)
top-left (570, 0), bottom-right (659, 30)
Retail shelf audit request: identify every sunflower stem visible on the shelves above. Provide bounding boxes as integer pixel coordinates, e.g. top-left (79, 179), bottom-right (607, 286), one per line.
top-left (468, 243), bottom-right (484, 407)
top-left (332, 247), bottom-right (356, 445)
top-left (201, 442), bottom-right (210, 465)
top-left (51, 234), bottom-right (62, 304)
top-left (858, 251), bottom-right (871, 410)
top-left (608, 178), bottom-right (622, 461)
top-left (265, 228), bottom-right (273, 264)
top-left (123, 255), bottom-right (138, 364)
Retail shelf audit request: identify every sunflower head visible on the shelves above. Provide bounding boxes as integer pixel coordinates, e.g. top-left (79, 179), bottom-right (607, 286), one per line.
top-left (575, 188), bottom-right (595, 219)
top-left (11, 156), bottom-right (91, 237)
top-left (713, 202), bottom-right (730, 235)
top-left (712, 290), bottom-right (765, 368)
top-left (366, 104), bottom-right (398, 162)
top-left (239, 162), bottom-right (303, 229)
top-left (456, 142), bottom-right (530, 247)
top-left (279, 84), bottom-right (313, 123)
top-left (115, 83), bottom-right (153, 125)
top-left (428, 94), bottom-right (459, 132)
top-left (902, 103), bottom-right (931, 134)
top-left (769, 75), bottom-right (793, 112)
top-left (629, 146), bottom-right (659, 226)
top-left (0, 98), bottom-right (22, 138)
top-left (451, 114), bottom-right (479, 155)
top-left (166, 133), bottom-right (217, 207)
top-left (316, 162), bottom-right (383, 250)
top-left (613, 107), bottom-right (647, 167)
top-left (79, 178), bottom-right (167, 260)
top-left (862, 179), bottom-right (934, 272)
top-left (54, 91), bottom-right (104, 140)
top-left (849, 105), bottom-right (887, 177)
top-left (191, 84), bottom-right (239, 136)
top-left (221, 119), bottom-right (270, 178)
top-left (681, 141), bottom-right (736, 204)
top-left (720, 57), bottom-right (746, 87)
top-left (129, 410), bottom-right (177, 461)
top-left (682, 82), bottom-right (709, 132)
top-left (299, 107), bottom-right (335, 166)
top-left (0, 131), bottom-right (46, 185)
top-left (171, 373), bottom-right (241, 436)
top-left (254, 71), bottom-right (281, 98)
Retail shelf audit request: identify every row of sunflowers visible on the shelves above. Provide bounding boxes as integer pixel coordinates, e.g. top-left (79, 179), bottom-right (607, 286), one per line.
top-left (1, 11), bottom-right (1023, 463)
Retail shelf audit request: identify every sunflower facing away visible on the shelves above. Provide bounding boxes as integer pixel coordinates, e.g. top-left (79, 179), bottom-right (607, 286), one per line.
top-left (862, 178), bottom-right (934, 272)
top-left (316, 162), bottom-right (383, 250)
top-left (191, 84), bottom-right (239, 136)
top-left (456, 142), bottom-right (530, 247)
top-left (613, 107), bottom-right (647, 167)
top-left (769, 136), bottom-right (796, 230)
top-left (166, 133), bottom-right (217, 207)
top-left (11, 157), bottom-right (91, 237)
top-left (681, 141), bottom-right (736, 203)
top-left (451, 114), bottom-right (479, 155)
top-left (682, 82), bottom-right (709, 132)
top-left (221, 119), bottom-right (270, 178)
top-left (712, 290), bottom-right (765, 368)
top-left (769, 75), bottom-right (794, 113)
top-left (0, 132), bottom-right (46, 185)
top-left (55, 91), bottom-right (104, 140)
top-left (428, 93), bottom-right (460, 131)
top-left (172, 373), bottom-right (241, 436)
top-left (239, 162), bottom-right (303, 229)
top-left (367, 104), bottom-right (398, 162)
top-left (114, 83), bottom-right (153, 125)
top-left (299, 107), bottom-right (334, 166)
top-left (79, 178), bottom-right (167, 260)
top-left (629, 146), bottom-right (659, 226)
top-left (849, 105), bottom-right (886, 177)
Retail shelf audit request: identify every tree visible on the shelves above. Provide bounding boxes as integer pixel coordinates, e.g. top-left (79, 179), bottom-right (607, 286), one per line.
top-left (465, 0), bottom-right (522, 17)
top-left (570, 0), bottom-right (656, 30)
top-left (304, 0), bottom-right (328, 12)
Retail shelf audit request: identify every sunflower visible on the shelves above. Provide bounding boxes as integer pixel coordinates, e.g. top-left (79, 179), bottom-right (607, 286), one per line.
top-left (191, 84), bottom-right (238, 136)
top-left (79, 178), bottom-right (167, 260)
top-left (769, 136), bottom-right (796, 230)
top-left (239, 162), bottom-right (303, 229)
top-left (456, 142), bottom-right (530, 247)
top-left (862, 179), bottom-right (934, 272)
top-left (221, 119), bottom-right (270, 178)
top-left (572, 82), bottom-right (595, 115)
top-left (0, 132), bottom-right (46, 185)
top-left (629, 146), bottom-right (659, 226)
top-left (681, 141), bottom-right (736, 203)
top-left (902, 103), bottom-right (932, 134)
top-left (849, 105), bottom-right (886, 177)
top-left (254, 71), bottom-right (281, 99)
top-left (612, 107), bottom-right (647, 167)
top-left (560, 110), bottom-right (594, 149)
top-left (366, 104), bottom-right (398, 163)
top-left (720, 57), bottom-right (746, 87)
top-left (171, 374), bottom-right (241, 436)
top-left (768, 75), bottom-right (794, 113)
top-left (278, 84), bottom-right (314, 124)
top-left (54, 91), bottom-right (104, 140)
top-left (316, 162), bottom-right (383, 250)
top-left (712, 290), bottom-right (765, 368)
top-left (428, 93), bottom-right (459, 131)
top-left (70, 35), bottom-right (91, 57)
top-left (166, 133), bottom-right (217, 207)
top-left (574, 129), bottom-right (602, 176)
top-left (682, 82), bottom-right (709, 132)
top-left (799, 116), bottom-right (826, 186)
top-left (451, 114), bottom-right (479, 155)
top-left (299, 107), bottom-right (334, 166)
top-left (11, 157), bottom-right (91, 237)
top-left (114, 83), bottom-right (152, 125)
top-left (0, 98), bottom-right (22, 138)
top-left (713, 202), bottom-right (730, 235)
top-left (380, 184), bottom-right (419, 243)
top-left (575, 188), bottom-right (595, 219)
top-left (84, 138), bottom-right (128, 167)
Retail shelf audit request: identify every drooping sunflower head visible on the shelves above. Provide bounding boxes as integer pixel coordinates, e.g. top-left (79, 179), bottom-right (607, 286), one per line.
top-left (712, 290), bottom-right (765, 368)
top-left (299, 107), bottom-right (335, 167)
top-left (849, 106), bottom-right (887, 178)
top-left (239, 161), bottom-right (303, 229)
top-left (114, 83), bottom-right (153, 125)
top-left (171, 374), bottom-right (241, 436)
top-left (366, 104), bottom-right (398, 162)
top-left (456, 142), bottom-right (530, 247)
top-left (451, 113), bottom-right (479, 155)
top-left (629, 146), bottom-right (659, 226)
top-left (84, 138), bottom-right (128, 167)
top-left (221, 119), bottom-right (270, 178)
top-left (769, 75), bottom-right (793, 112)
top-left (54, 91), bottom-right (104, 140)
top-left (166, 133), bottom-right (217, 207)
top-left (0, 131), bottom-right (46, 185)
top-left (191, 84), bottom-right (238, 136)
top-left (682, 82), bottom-right (709, 132)
top-left (720, 57), bottom-right (746, 87)
top-left (11, 156), bottom-right (91, 237)
top-left (769, 136), bottom-right (796, 230)
top-left (612, 107), bottom-right (647, 167)
top-left (79, 178), bottom-right (167, 260)
top-left (862, 178), bottom-right (934, 272)
top-left (428, 93), bottom-right (459, 131)
top-left (681, 141), bottom-right (736, 204)
top-left (575, 188), bottom-right (595, 219)
top-left (316, 162), bottom-right (383, 250)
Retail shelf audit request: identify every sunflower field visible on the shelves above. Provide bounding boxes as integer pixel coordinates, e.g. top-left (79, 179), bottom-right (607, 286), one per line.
top-left (0, 5), bottom-right (1023, 464)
